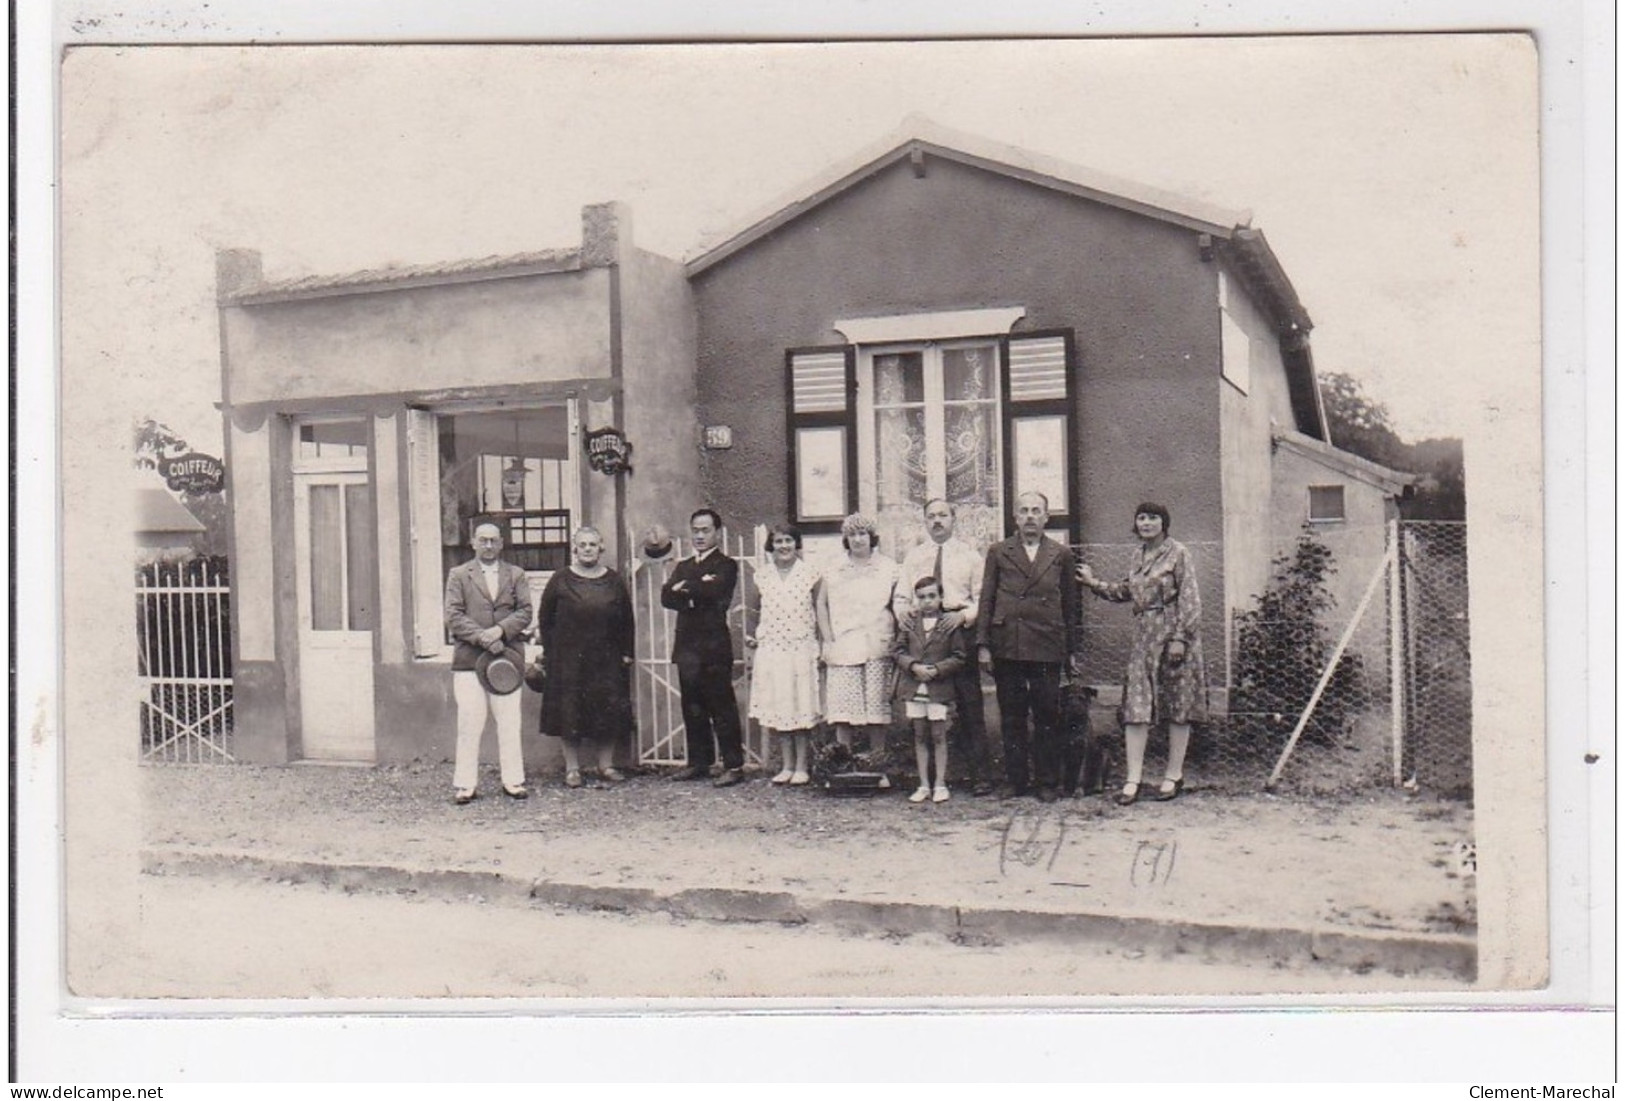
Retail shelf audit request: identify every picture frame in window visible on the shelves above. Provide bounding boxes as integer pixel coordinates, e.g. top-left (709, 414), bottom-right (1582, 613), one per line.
top-left (795, 425), bottom-right (848, 521)
top-left (1011, 415), bottom-right (1069, 515)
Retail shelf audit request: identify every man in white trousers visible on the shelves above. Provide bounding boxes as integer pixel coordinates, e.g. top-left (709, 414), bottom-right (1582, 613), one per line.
top-left (444, 521), bottom-right (533, 804)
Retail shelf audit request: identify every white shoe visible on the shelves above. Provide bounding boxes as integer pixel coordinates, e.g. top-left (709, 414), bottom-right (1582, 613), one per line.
top-left (933, 785), bottom-right (950, 803)
top-left (789, 771), bottom-right (810, 786)
top-left (771, 769), bottom-right (794, 784)
top-left (909, 786), bottom-right (931, 803)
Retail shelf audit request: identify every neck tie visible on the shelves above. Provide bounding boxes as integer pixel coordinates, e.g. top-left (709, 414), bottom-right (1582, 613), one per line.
top-left (932, 543), bottom-right (944, 587)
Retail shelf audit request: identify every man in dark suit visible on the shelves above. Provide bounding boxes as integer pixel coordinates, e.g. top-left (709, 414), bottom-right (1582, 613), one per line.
top-left (444, 521), bottom-right (534, 804)
top-left (976, 492), bottom-right (1081, 802)
top-left (661, 508), bottom-right (747, 787)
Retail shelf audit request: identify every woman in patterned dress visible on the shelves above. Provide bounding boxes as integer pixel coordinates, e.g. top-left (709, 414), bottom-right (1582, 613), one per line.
top-left (816, 513), bottom-right (900, 756)
top-left (745, 522), bottom-right (823, 785)
top-left (1075, 502), bottom-right (1207, 805)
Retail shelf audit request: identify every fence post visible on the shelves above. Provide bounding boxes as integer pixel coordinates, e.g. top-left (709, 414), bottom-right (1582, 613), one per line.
top-left (1388, 517), bottom-right (1405, 786)
top-left (1264, 544), bottom-right (1394, 791)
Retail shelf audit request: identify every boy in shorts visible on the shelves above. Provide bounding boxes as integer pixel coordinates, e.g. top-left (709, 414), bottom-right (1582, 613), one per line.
top-left (891, 577), bottom-right (968, 803)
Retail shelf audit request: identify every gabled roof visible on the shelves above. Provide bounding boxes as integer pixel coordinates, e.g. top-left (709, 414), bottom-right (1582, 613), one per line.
top-left (685, 114), bottom-right (1255, 276)
top-left (1272, 428), bottom-right (1415, 496)
top-left (685, 115), bottom-right (1328, 439)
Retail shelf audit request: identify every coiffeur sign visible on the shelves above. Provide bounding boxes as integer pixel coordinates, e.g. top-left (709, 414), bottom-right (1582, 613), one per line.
top-left (584, 427), bottom-right (633, 476)
top-left (160, 451), bottom-right (226, 495)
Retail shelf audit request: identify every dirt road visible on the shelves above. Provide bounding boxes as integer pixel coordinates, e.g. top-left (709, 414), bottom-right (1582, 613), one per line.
top-left (127, 872), bottom-right (1469, 1000)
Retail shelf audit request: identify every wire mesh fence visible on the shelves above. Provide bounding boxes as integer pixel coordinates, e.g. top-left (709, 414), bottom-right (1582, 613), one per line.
top-left (1073, 520), bottom-right (1472, 799)
top-left (1397, 521), bottom-right (1472, 795)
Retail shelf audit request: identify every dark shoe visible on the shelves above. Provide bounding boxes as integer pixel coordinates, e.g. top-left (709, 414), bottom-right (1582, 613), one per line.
top-left (996, 783), bottom-right (1028, 801)
top-left (971, 780), bottom-right (995, 798)
top-left (1035, 787), bottom-right (1058, 804)
top-left (599, 767), bottom-right (627, 783)
top-left (452, 789), bottom-right (477, 805)
top-left (670, 766), bottom-right (708, 782)
top-left (713, 767), bottom-right (745, 788)
top-left (1114, 782), bottom-right (1141, 806)
top-left (501, 784), bottom-right (530, 800)
top-left (1154, 778), bottom-right (1184, 802)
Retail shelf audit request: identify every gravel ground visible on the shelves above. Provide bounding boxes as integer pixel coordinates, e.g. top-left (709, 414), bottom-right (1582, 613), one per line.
top-left (143, 761), bottom-right (1477, 940)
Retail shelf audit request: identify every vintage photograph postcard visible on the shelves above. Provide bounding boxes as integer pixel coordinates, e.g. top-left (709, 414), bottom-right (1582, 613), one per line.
top-left (45, 28), bottom-right (1563, 1028)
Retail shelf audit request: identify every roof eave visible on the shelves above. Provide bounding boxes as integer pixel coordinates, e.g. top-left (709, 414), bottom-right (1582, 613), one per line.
top-left (1272, 428), bottom-right (1416, 496)
top-left (684, 117), bottom-right (1253, 278)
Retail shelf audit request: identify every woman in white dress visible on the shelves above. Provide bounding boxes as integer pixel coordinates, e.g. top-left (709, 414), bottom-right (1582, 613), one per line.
top-left (745, 523), bottom-right (824, 785)
top-left (816, 513), bottom-right (900, 755)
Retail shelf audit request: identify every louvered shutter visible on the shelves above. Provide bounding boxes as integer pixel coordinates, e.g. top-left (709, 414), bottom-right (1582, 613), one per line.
top-left (1000, 329), bottom-right (1080, 542)
top-left (784, 345), bottom-right (858, 535)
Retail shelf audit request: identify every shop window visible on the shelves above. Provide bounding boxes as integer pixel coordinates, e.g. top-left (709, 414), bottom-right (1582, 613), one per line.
top-left (1308, 484), bottom-right (1347, 522)
top-left (406, 405), bottom-right (579, 657)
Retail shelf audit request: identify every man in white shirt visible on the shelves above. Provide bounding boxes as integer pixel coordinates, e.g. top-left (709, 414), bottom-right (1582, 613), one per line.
top-left (894, 498), bottom-right (994, 796)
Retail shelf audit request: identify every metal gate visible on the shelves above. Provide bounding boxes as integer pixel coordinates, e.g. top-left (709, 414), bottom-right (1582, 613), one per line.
top-left (628, 526), bottom-right (768, 768)
top-left (138, 558), bottom-right (235, 763)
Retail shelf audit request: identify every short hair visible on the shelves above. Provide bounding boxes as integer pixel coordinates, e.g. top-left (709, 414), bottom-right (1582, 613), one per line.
top-left (913, 575), bottom-right (943, 595)
top-left (839, 512), bottom-right (880, 551)
top-left (572, 524), bottom-right (603, 545)
top-left (1132, 501), bottom-right (1172, 536)
top-left (923, 498), bottom-right (956, 516)
top-left (689, 507), bottom-right (723, 531)
top-left (471, 520), bottom-right (505, 542)
top-left (763, 521), bottom-right (803, 550)
top-left (1015, 491), bottom-right (1050, 512)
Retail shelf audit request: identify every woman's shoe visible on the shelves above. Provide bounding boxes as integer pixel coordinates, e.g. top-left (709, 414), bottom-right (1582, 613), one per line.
top-left (788, 771), bottom-right (810, 786)
top-left (502, 784), bottom-right (530, 800)
top-left (771, 769), bottom-right (795, 784)
top-left (564, 769), bottom-right (584, 789)
top-left (909, 785), bottom-right (931, 803)
top-left (1114, 782), bottom-right (1141, 806)
top-left (932, 785), bottom-right (950, 804)
top-left (599, 767), bottom-right (627, 784)
top-left (1154, 777), bottom-right (1184, 802)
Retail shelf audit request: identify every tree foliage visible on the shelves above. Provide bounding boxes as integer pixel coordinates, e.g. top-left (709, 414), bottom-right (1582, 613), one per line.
top-left (1318, 372), bottom-right (1465, 520)
top-left (134, 416), bottom-right (230, 557)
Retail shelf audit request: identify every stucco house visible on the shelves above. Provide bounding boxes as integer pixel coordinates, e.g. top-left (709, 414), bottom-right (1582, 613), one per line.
top-left (215, 118), bottom-right (1409, 770)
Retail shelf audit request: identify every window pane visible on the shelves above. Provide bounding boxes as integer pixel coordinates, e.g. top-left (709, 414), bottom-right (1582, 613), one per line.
top-left (299, 419), bottom-right (369, 461)
top-left (875, 406), bottom-right (927, 552)
top-left (439, 408), bottom-right (573, 577)
top-left (942, 345), bottom-right (997, 402)
top-left (309, 485), bottom-right (344, 631)
top-left (873, 352), bottom-right (924, 405)
top-left (344, 483), bottom-right (376, 630)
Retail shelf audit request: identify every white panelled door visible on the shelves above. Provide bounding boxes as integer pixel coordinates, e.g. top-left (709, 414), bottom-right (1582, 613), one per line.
top-left (293, 470), bottom-right (377, 762)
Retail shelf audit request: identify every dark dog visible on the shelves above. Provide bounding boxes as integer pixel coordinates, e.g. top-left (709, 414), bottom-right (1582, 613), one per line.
top-left (1060, 681), bottom-right (1106, 796)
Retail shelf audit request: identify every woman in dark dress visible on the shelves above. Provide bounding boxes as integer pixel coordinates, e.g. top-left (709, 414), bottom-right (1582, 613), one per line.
top-left (537, 525), bottom-right (635, 788)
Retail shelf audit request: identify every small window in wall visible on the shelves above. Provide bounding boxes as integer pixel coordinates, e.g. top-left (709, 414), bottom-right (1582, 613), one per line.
top-left (1219, 271), bottom-right (1251, 394)
top-left (1308, 484), bottom-right (1346, 522)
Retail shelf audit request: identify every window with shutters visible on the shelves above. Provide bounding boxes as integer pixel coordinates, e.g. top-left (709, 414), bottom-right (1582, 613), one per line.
top-left (787, 326), bottom-right (1077, 559)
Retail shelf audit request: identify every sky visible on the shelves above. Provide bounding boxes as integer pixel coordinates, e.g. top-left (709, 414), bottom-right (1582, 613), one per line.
top-left (60, 36), bottom-right (1539, 454)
